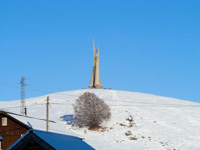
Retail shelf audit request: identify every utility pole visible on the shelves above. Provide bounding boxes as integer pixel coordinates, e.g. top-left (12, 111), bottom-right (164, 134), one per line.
top-left (46, 96), bottom-right (49, 132)
top-left (19, 77), bottom-right (27, 115)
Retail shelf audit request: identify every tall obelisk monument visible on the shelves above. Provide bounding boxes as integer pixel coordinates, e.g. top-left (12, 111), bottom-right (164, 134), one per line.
top-left (89, 39), bottom-right (103, 89)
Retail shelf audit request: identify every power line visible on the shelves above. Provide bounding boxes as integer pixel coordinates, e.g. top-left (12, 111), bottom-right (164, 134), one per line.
top-left (109, 105), bottom-right (200, 107)
top-left (0, 83), bottom-right (76, 96)
top-left (0, 83), bottom-right (200, 108)
top-left (0, 100), bottom-right (200, 109)
top-left (1, 100), bottom-right (200, 109)
top-left (25, 102), bottom-right (200, 108)
top-left (1, 102), bottom-right (200, 114)
top-left (49, 103), bottom-right (200, 107)
top-left (2, 111), bottom-right (56, 123)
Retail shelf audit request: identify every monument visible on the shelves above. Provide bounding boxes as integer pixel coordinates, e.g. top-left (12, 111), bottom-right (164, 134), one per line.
top-left (89, 39), bottom-right (103, 89)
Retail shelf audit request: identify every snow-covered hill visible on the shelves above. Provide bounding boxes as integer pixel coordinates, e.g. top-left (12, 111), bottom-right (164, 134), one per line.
top-left (1, 89), bottom-right (200, 150)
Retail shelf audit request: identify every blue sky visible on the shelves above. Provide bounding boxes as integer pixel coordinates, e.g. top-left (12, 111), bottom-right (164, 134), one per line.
top-left (0, 0), bottom-right (200, 102)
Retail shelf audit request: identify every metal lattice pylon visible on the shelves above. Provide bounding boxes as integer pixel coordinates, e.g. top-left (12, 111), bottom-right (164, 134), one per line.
top-left (19, 77), bottom-right (27, 115)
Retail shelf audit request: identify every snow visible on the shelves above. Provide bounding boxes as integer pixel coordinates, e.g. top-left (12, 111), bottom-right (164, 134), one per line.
top-left (8, 129), bottom-right (94, 150)
top-left (1, 89), bottom-right (200, 150)
top-left (8, 113), bottom-right (78, 136)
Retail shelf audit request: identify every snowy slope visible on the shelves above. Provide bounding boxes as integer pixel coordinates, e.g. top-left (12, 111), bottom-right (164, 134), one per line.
top-left (0, 89), bottom-right (200, 150)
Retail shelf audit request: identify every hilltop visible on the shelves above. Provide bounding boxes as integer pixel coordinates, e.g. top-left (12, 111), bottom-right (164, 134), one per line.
top-left (1, 89), bottom-right (200, 150)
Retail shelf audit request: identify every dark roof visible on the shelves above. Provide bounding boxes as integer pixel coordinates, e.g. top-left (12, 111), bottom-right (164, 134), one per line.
top-left (8, 129), bottom-right (95, 150)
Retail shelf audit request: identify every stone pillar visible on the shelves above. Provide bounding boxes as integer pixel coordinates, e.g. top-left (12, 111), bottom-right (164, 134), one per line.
top-left (89, 39), bottom-right (103, 89)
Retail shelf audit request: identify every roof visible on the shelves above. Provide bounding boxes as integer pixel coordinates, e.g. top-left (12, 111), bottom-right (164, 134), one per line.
top-left (0, 111), bottom-right (78, 137)
top-left (8, 129), bottom-right (95, 150)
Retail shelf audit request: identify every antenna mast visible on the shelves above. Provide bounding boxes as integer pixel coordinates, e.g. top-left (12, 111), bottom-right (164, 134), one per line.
top-left (19, 77), bottom-right (27, 115)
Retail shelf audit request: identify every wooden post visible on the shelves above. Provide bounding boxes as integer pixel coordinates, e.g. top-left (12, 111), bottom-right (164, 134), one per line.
top-left (25, 107), bottom-right (27, 116)
top-left (46, 96), bottom-right (49, 132)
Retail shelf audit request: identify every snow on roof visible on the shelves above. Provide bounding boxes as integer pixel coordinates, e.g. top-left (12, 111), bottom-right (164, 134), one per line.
top-left (33, 130), bottom-right (94, 150)
top-left (8, 129), bottom-right (94, 150)
top-left (8, 113), bottom-right (79, 137)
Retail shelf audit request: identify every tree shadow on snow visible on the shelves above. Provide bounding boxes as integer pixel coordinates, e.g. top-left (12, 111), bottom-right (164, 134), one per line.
top-left (60, 114), bottom-right (74, 125)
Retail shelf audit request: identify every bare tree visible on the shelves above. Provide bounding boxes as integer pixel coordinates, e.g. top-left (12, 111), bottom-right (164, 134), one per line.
top-left (73, 92), bottom-right (111, 129)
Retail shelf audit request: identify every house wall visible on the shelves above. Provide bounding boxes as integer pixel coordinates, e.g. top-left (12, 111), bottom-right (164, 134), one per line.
top-left (0, 114), bottom-right (29, 150)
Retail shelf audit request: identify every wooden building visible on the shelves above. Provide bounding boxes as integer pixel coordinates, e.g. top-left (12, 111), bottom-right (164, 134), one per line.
top-left (0, 111), bottom-right (31, 150)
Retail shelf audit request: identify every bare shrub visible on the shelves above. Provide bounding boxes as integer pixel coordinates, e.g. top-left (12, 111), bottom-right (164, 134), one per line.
top-left (129, 137), bottom-right (137, 140)
top-left (73, 92), bottom-right (111, 129)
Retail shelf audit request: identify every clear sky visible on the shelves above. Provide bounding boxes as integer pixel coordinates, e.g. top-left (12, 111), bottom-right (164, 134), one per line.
top-left (0, 0), bottom-right (200, 103)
